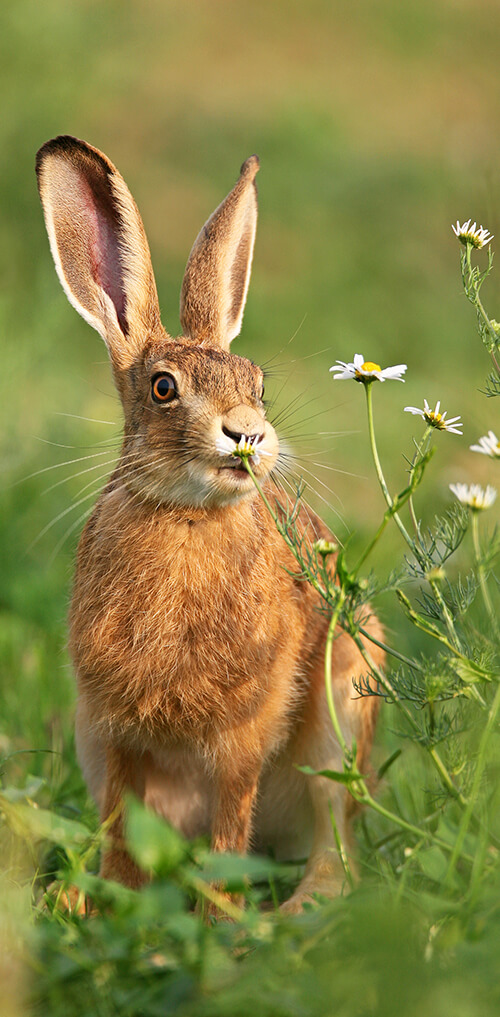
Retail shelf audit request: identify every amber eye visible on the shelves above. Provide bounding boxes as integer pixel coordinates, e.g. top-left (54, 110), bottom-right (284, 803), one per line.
top-left (151, 373), bottom-right (178, 403)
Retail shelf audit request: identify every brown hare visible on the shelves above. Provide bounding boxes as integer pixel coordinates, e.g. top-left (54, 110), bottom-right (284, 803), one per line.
top-left (36, 136), bottom-right (383, 915)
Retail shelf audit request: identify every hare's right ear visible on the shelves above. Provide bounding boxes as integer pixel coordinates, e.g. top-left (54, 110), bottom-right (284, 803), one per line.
top-left (36, 136), bottom-right (162, 369)
top-left (180, 156), bottom-right (259, 351)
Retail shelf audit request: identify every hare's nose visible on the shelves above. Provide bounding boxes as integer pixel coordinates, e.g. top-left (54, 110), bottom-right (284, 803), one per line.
top-left (222, 425), bottom-right (263, 445)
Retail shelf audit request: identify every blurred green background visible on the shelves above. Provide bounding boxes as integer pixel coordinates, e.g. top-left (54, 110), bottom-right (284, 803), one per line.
top-left (2, 0), bottom-right (500, 810)
top-left (1, 2), bottom-right (500, 1009)
top-left (2, 0), bottom-right (500, 780)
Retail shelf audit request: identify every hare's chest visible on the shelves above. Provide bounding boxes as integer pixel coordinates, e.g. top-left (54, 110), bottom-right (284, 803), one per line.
top-left (70, 506), bottom-right (292, 735)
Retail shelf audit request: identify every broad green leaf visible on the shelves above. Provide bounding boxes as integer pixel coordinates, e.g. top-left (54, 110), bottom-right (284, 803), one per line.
top-left (0, 795), bottom-right (90, 847)
top-left (125, 796), bottom-right (187, 875)
top-left (1, 776), bottom-right (46, 803)
top-left (416, 845), bottom-right (448, 883)
top-left (194, 851), bottom-right (287, 890)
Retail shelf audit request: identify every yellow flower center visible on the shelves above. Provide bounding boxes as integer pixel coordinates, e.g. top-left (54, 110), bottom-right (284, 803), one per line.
top-left (425, 410), bottom-right (444, 429)
top-left (361, 361), bottom-right (381, 372)
top-left (459, 232), bottom-right (483, 249)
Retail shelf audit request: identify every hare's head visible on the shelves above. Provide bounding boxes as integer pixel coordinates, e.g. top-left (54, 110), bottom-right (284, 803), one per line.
top-left (36, 137), bottom-right (278, 509)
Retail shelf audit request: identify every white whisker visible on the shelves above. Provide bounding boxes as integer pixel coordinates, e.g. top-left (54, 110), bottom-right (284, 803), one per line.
top-left (46, 507), bottom-right (95, 565)
top-left (260, 315), bottom-right (308, 369)
top-left (53, 412), bottom-right (118, 426)
top-left (12, 449), bottom-right (116, 487)
top-left (42, 458), bottom-right (120, 495)
top-left (28, 487), bottom-right (107, 552)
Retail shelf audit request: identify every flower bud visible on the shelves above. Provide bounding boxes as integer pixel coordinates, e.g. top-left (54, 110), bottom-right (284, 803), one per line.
top-left (313, 538), bottom-right (338, 558)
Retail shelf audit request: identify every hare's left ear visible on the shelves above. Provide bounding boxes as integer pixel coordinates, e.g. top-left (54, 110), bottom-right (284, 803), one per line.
top-left (180, 156), bottom-right (259, 351)
top-left (36, 135), bottom-right (162, 371)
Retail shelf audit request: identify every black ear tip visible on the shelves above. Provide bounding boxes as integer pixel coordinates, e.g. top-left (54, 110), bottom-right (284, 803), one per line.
top-left (35, 136), bottom-right (102, 177)
top-left (239, 155), bottom-right (260, 181)
top-left (36, 135), bottom-right (78, 166)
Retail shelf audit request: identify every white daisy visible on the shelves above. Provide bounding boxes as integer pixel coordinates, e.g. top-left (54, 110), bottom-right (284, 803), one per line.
top-left (404, 399), bottom-right (463, 435)
top-left (215, 432), bottom-right (268, 465)
top-left (330, 354), bottom-right (407, 383)
top-left (470, 430), bottom-right (500, 459)
top-left (451, 219), bottom-right (494, 249)
top-left (449, 483), bottom-right (497, 511)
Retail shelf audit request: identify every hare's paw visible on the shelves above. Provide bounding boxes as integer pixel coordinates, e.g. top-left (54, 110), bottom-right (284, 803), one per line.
top-left (279, 891), bottom-right (318, 916)
top-left (43, 880), bottom-right (94, 917)
top-left (280, 863), bottom-right (348, 915)
top-left (197, 885), bottom-right (245, 925)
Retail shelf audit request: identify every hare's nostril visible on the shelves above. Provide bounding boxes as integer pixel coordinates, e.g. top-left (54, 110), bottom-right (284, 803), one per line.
top-left (222, 425), bottom-right (243, 444)
top-left (221, 425), bottom-right (264, 446)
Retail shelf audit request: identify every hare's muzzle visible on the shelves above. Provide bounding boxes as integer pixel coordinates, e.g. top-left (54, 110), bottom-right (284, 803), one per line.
top-left (222, 406), bottom-right (265, 444)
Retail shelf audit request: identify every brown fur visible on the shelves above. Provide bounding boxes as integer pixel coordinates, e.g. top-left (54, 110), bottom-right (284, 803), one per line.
top-left (36, 136), bottom-right (383, 914)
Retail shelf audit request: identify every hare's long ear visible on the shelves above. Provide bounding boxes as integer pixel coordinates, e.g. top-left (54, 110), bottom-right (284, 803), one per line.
top-left (180, 155), bottom-right (259, 351)
top-left (36, 136), bottom-right (162, 369)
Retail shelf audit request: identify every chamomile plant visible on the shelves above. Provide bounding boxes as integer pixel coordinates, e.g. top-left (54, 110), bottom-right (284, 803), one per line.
top-left (237, 223), bottom-right (500, 918)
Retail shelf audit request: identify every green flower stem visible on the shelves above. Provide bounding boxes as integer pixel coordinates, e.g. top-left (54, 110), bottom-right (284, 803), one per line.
top-left (352, 634), bottom-right (468, 808)
top-left (407, 426), bottom-right (433, 539)
top-left (366, 396), bottom-right (458, 646)
top-left (328, 802), bottom-right (355, 891)
top-left (243, 459), bottom-right (328, 604)
top-left (445, 680), bottom-right (500, 885)
top-left (465, 243), bottom-right (500, 375)
top-left (353, 427), bottom-right (432, 576)
top-left (396, 589), bottom-right (464, 659)
top-left (357, 626), bottom-right (427, 673)
top-left (471, 510), bottom-right (496, 627)
top-left (364, 382), bottom-right (414, 549)
top-left (408, 496), bottom-right (420, 540)
top-left (429, 577), bottom-right (461, 649)
top-left (339, 777), bottom-right (474, 862)
top-left (243, 455), bottom-right (484, 862)
top-left (352, 511), bottom-right (391, 576)
top-left (324, 592), bottom-right (348, 754)
top-left (352, 789), bottom-right (473, 859)
top-left (244, 458), bottom-right (351, 759)
top-left (244, 455), bottom-right (467, 809)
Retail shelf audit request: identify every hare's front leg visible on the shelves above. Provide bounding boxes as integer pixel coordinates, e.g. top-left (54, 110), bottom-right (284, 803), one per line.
top-left (76, 698), bottom-right (145, 886)
top-left (212, 770), bottom-right (260, 855)
top-left (204, 758), bottom-right (261, 920)
top-left (100, 744), bottom-right (147, 888)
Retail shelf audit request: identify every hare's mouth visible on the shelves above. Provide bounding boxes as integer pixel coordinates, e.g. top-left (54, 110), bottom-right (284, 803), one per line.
top-left (218, 463), bottom-right (251, 480)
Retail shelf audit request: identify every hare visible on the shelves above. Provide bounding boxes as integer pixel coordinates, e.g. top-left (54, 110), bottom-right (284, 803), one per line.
top-left (36, 136), bottom-right (383, 915)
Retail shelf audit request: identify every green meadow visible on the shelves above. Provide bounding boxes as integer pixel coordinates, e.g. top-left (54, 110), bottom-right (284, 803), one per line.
top-left (1, 1), bottom-right (500, 1014)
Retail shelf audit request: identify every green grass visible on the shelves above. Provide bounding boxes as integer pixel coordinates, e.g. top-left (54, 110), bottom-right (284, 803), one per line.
top-left (1, 0), bottom-right (500, 1013)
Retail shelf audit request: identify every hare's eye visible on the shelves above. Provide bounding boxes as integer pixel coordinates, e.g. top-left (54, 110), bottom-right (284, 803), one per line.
top-left (151, 373), bottom-right (177, 403)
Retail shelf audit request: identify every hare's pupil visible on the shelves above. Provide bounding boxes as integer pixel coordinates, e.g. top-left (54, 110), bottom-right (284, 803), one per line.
top-left (152, 373), bottom-right (177, 402)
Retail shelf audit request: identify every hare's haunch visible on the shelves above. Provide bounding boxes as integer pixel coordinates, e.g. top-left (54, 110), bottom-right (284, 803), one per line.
top-left (36, 137), bottom-right (383, 914)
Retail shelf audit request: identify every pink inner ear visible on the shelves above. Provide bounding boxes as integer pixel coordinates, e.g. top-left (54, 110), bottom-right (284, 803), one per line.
top-left (81, 176), bottom-right (128, 335)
